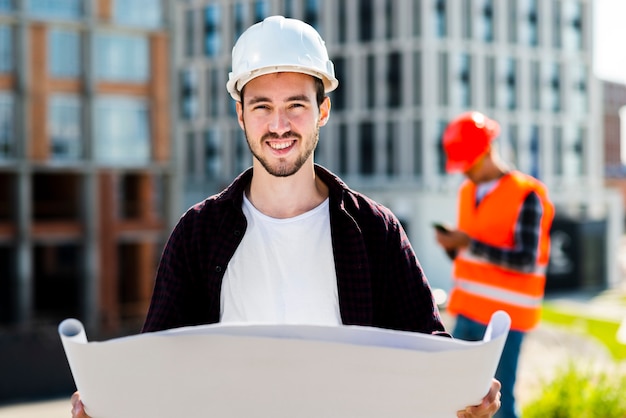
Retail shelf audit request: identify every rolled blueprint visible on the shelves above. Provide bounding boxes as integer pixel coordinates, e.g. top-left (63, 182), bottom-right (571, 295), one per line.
top-left (59, 311), bottom-right (511, 418)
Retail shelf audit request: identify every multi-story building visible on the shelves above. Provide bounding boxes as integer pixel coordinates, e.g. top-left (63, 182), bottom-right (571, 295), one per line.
top-left (174, 0), bottom-right (622, 293)
top-left (604, 80), bottom-right (626, 211)
top-left (0, 0), bottom-right (174, 335)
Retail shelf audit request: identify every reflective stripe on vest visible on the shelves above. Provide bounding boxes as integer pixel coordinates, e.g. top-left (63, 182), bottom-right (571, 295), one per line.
top-left (454, 277), bottom-right (543, 308)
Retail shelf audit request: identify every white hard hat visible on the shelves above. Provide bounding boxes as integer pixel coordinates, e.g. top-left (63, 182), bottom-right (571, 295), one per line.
top-left (226, 15), bottom-right (339, 101)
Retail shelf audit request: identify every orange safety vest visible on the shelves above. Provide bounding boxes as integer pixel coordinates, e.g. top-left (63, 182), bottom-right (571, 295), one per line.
top-left (447, 171), bottom-right (554, 332)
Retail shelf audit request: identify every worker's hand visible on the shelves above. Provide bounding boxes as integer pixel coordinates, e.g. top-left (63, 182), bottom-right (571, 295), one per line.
top-left (71, 391), bottom-right (91, 418)
top-left (456, 378), bottom-right (501, 417)
top-left (434, 228), bottom-right (470, 251)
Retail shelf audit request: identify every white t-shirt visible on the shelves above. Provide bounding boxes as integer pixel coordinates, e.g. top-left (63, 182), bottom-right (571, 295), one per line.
top-left (220, 194), bottom-right (341, 325)
top-left (475, 178), bottom-right (500, 204)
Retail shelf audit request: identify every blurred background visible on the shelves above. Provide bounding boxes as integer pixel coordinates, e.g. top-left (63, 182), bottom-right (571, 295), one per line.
top-left (0, 0), bottom-right (625, 405)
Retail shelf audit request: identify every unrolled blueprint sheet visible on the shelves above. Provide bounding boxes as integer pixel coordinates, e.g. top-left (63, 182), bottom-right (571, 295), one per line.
top-left (59, 311), bottom-right (510, 418)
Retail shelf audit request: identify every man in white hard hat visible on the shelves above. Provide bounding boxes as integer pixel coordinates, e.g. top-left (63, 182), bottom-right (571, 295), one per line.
top-left (71, 16), bottom-right (501, 418)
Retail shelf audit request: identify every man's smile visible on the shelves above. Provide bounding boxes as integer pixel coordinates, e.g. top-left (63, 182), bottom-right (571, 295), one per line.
top-left (267, 140), bottom-right (296, 151)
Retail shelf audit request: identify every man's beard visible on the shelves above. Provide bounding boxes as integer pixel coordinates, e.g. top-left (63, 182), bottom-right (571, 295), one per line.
top-left (245, 126), bottom-right (320, 177)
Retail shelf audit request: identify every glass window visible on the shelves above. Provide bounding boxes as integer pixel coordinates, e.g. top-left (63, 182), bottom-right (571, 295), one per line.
top-left (0, 25), bottom-right (13, 73)
top-left (33, 243), bottom-right (82, 323)
top-left (505, 57), bottom-right (517, 110)
top-left (185, 132), bottom-right (200, 180)
top-left (304, 0), bottom-right (319, 28)
top-left (481, 0), bottom-right (494, 42)
top-left (436, 120), bottom-right (447, 175)
top-left (412, 0), bottom-right (422, 37)
top-left (435, 0), bottom-right (447, 38)
top-left (574, 127), bottom-right (585, 175)
top-left (255, 0), bottom-right (269, 23)
top-left (113, 0), bottom-right (163, 28)
top-left (338, 1), bottom-right (348, 43)
top-left (564, 1), bottom-right (584, 51)
top-left (233, 128), bottom-right (249, 175)
top-left (95, 33), bottom-right (149, 82)
top-left (550, 62), bottom-right (561, 112)
top-left (552, 0), bottom-right (562, 49)
top-left (413, 51), bottom-right (422, 106)
top-left (49, 28), bottom-right (81, 78)
top-left (526, 0), bottom-right (539, 46)
top-left (284, 0), bottom-right (295, 18)
top-left (227, 91), bottom-right (237, 117)
top-left (461, 0), bottom-right (472, 39)
top-left (530, 60), bottom-right (541, 111)
top-left (180, 69), bottom-right (198, 120)
top-left (207, 68), bottom-right (219, 117)
top-left (338, 124), bottom-right (348, 175)
top-left (458, 53), bottom-right (472, 108)
top-left (204, 4), bottom-right (222, 57)
top-left (233, 2), bottom-right (247, 41)
top-left (507, 124), bottom-right (519, 169)
top-left (387, 52), bottom-right (402, 108)
top-left (204, 128), bottom-right (221, 179)
top-left (27, 0), bottom-right (82, 19)
top-left (437, 52), bottom-right (449, 106)
top-left (332, 56), bottom-right (346, 110)
top-left (413, 120), bottom-right (422, 176)
top-left (0, 94), bottom-right (14, 159)
top-left (564, 126), bottom-right (584, 176)
top-left (49, 95), bottom-right (82, 161)
top-left (359, 0), bottom-right (374, 42)
top-left (0, 0), bottom-right (13, 12)
top-left (573, 64), bottom-right (588, 114)
top-left (94, 97), bottom-right (150, 165)
top-left (485, 56), bottom-right (496, 108)
top-left (359, 121), bottom-right (375, 175)
top-left (184, 9), bottom-right (195, 57)
top-left (529, 125), bottom-right (540, 178)
top-left (553, 126), bottom-right (563, 176)
top-left (385, 122), bottom-right (397, 176)
top-left (507, 0), bottom-right (518, 44)
top-left (366, 55), bottom-right (375, 109)
top-left (384, 0), bottom-right (396, 40)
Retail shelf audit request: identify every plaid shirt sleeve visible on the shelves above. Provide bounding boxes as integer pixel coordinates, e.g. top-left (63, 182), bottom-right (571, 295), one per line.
top-left (468, 191), bottom-right (543, 273)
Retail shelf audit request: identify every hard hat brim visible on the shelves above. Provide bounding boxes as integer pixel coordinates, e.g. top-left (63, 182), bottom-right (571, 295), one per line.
top-left (227, 65), bottom-right (339, 102)
top-left (445, 159), bottom-right (470, 173)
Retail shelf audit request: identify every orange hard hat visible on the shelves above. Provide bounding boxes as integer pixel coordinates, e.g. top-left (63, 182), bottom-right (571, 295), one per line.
top-left (442, 111), bottom-right (501, 173)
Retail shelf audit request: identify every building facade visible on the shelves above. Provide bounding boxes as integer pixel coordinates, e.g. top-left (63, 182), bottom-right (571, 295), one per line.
top-left (174, 0), bottom-right (622, 292)
top-left (0, 0), bottom-right (174, 334)
top-left (604, 80), bottom-right (626, 213)
top-left (1, 0), bottom-right (621, 333)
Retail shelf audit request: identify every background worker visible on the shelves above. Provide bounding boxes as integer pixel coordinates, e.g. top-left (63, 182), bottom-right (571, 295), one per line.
top-left (71, 17), bottom-right (501, 418)
top-left (435, 111), bottom-right (554, 418)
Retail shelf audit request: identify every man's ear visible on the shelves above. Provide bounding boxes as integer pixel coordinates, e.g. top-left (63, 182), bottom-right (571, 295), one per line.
top-left (319, 96), bottom-right (331, 126)
top-left (236, 101), bottom-right (244, 130)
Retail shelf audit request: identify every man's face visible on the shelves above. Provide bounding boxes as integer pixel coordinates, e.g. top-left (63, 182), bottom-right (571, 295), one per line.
top-left (463, 151), bottom-right (489, 183)
top-left (236, 72), bottom-right (330, 177)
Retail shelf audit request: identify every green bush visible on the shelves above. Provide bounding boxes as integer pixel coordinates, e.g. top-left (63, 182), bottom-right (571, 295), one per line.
top-left (522, 363), bottom-right (626, 418)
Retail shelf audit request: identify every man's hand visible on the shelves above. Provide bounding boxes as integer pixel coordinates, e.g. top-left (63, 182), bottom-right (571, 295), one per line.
top-left (434, 228), bottom-right (470, 252)
top-left (456, 379), bottom-right (501, 417)
top-left (71, 392), bottom-right (91, 418)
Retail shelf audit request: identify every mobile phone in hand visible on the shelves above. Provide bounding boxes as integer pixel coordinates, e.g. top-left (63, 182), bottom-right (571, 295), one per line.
top-left (432, 222), bottom-right (452, 234)
top-left (432, 222), bottom-right (457, 260)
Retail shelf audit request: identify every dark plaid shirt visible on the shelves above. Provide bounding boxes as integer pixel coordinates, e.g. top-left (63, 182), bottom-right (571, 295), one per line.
top-left (142, 165), bottom-right (445, 336)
